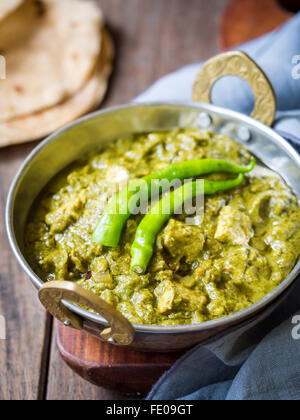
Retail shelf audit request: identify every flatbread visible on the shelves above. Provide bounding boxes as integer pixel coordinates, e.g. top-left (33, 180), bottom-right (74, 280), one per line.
top-left (0, 0), bottom-right (24, 21)
top-left (0, 0), bottom-right (103, 122)
top-left (0, 30), bottom-right (114, 147)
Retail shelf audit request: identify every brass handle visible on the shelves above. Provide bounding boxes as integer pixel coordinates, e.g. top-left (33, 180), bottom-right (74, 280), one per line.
top-left (38, 281), bottom-right (135, 346)
top-left (192, 51), bottom-right (277, 127)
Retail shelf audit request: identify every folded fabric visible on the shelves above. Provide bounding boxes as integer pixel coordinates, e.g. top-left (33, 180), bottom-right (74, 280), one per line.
top-left (134, 14), bottom-right (300, 401)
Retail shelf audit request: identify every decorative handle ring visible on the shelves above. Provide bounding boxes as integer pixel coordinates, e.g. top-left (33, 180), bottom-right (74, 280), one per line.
top-left (192, 51), bottom-right (277, 127)
top-left (39, 281), bottom-right (135, 346)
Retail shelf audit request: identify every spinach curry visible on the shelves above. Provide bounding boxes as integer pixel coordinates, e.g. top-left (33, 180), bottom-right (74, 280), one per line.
top-left (25, 130), bottom-right (300, 326)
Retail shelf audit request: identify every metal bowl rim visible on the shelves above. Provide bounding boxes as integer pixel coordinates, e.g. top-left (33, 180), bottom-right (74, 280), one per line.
top-left (6, 101), bottom-right (300, 334)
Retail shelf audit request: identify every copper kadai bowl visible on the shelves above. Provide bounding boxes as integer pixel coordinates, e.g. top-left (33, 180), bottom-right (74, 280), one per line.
top-left (6, 52), bottom-right (300, 351)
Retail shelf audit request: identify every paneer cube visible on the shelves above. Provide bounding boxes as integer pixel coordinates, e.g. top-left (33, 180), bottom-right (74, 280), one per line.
top-left (155, 279), bottom-right (181, 314)
top-left (215, 206), bottom-right (253, 246)
top-left (162, 219), bottom-right (205, 263)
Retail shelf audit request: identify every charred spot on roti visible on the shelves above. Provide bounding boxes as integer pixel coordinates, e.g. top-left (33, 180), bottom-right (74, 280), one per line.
top-left (13, 85), bottom-right (25, 94)
top-left (33, 0), bottom-right (46, 18)
top-left (71, 52), bottom-right (79, 61)
top-left (70, 21), bottom-right (79, 28)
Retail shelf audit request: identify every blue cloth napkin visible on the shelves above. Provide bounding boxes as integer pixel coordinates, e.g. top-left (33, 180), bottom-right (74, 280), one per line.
top-left (135, 14), bottom-right (300, 401)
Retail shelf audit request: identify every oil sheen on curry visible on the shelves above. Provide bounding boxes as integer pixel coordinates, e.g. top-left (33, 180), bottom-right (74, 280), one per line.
top-left (25, 130), bottom-right (300, 326)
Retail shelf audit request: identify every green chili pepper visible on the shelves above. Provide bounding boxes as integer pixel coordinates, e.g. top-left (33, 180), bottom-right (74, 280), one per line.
top-left (92, 158), bottom-right (255, 247)
top-left (130, 173), bottom-right (245, 275)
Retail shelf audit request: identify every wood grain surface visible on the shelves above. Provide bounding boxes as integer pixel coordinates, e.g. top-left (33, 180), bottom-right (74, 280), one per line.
top-left (219, 0), bottom-right (294, 50)
top-left (0, 0), bottom-right (228, 400)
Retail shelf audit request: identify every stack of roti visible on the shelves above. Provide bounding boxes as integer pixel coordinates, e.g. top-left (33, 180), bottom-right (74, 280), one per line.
top-left (0, 0), bottom-right (114, 147)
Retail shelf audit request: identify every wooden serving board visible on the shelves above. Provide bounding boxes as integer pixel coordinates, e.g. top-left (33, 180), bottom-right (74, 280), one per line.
top-left (219, 0), bottom-right (296, 50)
top-left (57, 321), bottom-right (183, 396)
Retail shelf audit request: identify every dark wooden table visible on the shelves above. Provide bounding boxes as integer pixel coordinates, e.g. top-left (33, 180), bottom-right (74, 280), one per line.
top-left (0, 0), bottom-right (228, 400)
